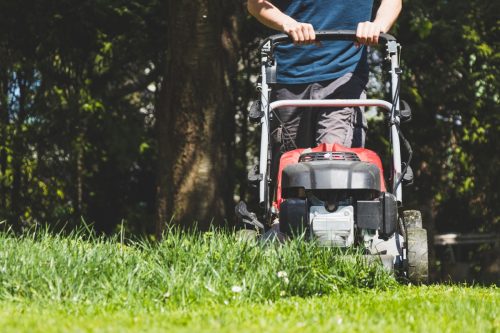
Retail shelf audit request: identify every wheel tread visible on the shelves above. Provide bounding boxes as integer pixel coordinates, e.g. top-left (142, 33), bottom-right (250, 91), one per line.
top-left (407, 227), bottom-right (429, 284)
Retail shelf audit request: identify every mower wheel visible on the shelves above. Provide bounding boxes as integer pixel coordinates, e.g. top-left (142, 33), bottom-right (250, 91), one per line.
top-left (403, 210), bottom-right (423, 229)
top-left (406, 226), bottom-right (429, 284)
top-left (235, 229), bottom-right (259, 242)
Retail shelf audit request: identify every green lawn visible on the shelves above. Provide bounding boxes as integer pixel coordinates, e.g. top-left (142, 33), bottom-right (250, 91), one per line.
top-left (1, 286), bottom-right (498, 333)
top-left (0, 229), bottom-right (497, 332)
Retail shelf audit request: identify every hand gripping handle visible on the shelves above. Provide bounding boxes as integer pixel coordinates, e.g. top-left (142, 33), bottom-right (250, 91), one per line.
top-left (260, 30), bottom-right (396, 52)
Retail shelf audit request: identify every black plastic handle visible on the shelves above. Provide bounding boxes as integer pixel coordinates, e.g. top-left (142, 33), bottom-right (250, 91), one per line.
top-left (261, 30), bottom-right (396, 51)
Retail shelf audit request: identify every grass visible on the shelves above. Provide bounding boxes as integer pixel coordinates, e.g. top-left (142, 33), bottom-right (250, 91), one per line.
top-left (1, 286), bottom-right (498, 333)
top-left (0, 228), bottom-right (498, 332)
top-left (0, 227), bottom-right (395, 305)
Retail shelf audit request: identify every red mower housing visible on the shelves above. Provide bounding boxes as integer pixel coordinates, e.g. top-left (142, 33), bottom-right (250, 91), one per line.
top-left (274, 143), bottom-right (386, 210)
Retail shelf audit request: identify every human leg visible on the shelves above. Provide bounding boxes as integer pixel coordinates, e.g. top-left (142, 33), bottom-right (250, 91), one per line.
top-left (313, 73), bottom-right (368, 148)
top-left (269, 83), bottom-right (314, 202)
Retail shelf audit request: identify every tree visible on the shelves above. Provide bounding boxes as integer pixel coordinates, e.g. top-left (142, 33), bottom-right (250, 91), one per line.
top-left (396, 0), bottom-right (499, 234)
top-left (154, 1), bottom-right (244, 235)
top-left (0, 0), bottom-right (165, 233)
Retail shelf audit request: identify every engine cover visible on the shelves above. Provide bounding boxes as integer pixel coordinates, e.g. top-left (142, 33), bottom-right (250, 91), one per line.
top-left (274, 143), bottom-right (386, 209)
top-left (309, 205), bottom-right (354, 247)
top-left (282, 161), bottom-right (381, 191)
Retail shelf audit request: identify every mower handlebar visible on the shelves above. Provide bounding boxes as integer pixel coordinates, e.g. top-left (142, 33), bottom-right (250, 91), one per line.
top-left (261, 30), bottom-right (396, 52)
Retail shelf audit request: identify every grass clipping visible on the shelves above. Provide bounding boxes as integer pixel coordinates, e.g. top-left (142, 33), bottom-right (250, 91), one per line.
top-left (0, 228), bottom-right (397, 307)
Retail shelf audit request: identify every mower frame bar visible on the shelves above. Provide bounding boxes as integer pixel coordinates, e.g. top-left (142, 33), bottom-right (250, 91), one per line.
top-left (269, 99), bottom-right (394, 111)
top-left (260, 99), bottom-right (401, 202)
top-left (257, 30), bottom-right (403, 214)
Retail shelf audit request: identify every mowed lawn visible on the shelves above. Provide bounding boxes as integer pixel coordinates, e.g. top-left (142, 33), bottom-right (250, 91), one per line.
top-left (0, 229), bottom-right (497, 333)
top-left (1, 286), bottom-right (499, 333)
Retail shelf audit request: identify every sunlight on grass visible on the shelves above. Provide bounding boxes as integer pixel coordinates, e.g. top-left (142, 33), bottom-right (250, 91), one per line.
top-left (0, 229), bottom-right (497, 333)
top-left (0, 227), bottom-right (395, 307)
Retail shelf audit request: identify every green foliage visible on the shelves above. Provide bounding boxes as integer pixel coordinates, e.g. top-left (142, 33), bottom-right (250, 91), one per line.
top-left (396, 0), bottom-right (500, 232)
top-left (0, 0), bottom-right (166, 232)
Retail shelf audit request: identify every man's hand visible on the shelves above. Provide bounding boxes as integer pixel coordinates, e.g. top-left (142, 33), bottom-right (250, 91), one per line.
top-left (282, 19), bottom-right (316, 44)
top-left (356, 0), bottom-right (402, 46)
top-left (356, 21), bottom-right (384, 46)
top-left (247, 1), bottom-right (316, 45)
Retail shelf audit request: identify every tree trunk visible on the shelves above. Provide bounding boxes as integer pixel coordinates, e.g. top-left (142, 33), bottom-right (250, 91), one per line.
top-left (155, 1), bottom-right (238, 235)
top-left (0, 70), bottom-right (9, 210)
top-left (11, 71), bottom-right (29, 226)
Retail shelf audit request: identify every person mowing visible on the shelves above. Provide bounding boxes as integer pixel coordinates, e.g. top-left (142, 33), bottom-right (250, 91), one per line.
top-left (248, 0), bottom-right (402, 155)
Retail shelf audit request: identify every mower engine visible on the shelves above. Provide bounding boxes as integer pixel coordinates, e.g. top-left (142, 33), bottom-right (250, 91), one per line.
top-left (278, 147), bottom-right (398, 248)
top-left (309, 204), bottom-right (355, 247)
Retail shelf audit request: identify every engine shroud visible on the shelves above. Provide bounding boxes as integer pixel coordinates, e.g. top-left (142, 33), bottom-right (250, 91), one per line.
top-left (282, 160), bottom-right (381, 191)
top-left (274, 143), bottom-right (386, 209)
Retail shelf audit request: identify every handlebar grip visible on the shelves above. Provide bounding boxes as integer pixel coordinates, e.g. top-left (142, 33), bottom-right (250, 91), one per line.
top-left (261, 30), bottom-right (396, 51)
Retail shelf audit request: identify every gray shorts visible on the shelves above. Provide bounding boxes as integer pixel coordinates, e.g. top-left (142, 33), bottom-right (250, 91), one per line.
top-left (271, 72), bottom-right (368, 152)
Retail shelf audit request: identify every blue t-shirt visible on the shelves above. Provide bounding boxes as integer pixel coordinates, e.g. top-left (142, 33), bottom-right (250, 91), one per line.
top-left (273, 0), bottom-right (374, 84)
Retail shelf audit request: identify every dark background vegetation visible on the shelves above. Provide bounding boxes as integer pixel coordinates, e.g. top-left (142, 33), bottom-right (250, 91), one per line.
top-left (0, 1), bottom-right (498, 280)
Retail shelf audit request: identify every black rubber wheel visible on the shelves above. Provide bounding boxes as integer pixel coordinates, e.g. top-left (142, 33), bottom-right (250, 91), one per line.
top-left (407, 227), bottom-right (429, 284)
top-left (403, 210), bottom-right (423, 229)
top-left (403, 210), bottom-right (429, 284)
top-left (235, 229), bottom-right (259, 242)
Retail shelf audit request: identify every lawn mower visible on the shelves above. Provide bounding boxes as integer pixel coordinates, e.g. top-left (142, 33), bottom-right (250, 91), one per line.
top-left (236, 30), bottom-right (429, 284)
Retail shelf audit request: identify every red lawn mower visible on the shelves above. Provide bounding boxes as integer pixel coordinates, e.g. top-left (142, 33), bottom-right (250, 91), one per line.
top-left (236, 30), bottom-right (429, 283)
